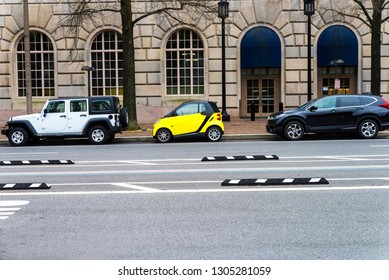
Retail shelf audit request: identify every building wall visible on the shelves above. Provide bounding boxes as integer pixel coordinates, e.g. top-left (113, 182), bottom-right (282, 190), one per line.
top-left (0, 0), bottom-right (388, 121)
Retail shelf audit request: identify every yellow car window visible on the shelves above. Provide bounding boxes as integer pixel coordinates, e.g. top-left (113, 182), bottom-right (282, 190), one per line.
top-left (176, 103), bottom-right (198, 116)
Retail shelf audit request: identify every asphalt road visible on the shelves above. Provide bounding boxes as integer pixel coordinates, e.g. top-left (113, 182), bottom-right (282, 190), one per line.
top-left (1, 138), bottom-right (389, 259)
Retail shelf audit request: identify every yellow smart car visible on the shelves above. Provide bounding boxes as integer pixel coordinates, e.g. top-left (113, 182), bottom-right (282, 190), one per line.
top-left (153, 101), bottom-right (224, 143)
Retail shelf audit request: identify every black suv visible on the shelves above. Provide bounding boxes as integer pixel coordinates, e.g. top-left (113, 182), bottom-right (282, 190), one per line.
top-left (1, 96), bottom-right (129, 146)
top-left (266, 94), bottom-right (389, 140)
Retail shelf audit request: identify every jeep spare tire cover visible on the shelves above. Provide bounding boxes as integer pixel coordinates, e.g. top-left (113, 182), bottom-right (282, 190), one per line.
top-left (120, 107), bottom-right (129, 128)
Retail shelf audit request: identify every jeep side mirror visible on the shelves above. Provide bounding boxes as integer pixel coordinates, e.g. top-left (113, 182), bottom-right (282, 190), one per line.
top-left (309, 106), bottom-right (318, 112)
top-left (43, 109), bottom-right (48, 117)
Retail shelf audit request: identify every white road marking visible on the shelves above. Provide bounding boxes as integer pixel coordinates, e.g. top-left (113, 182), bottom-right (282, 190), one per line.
top-left (1, 185), bottom-right (389, 197)
top-left (117, 160), bottom-right (157, 165)
top-left (0, 212), bottom-right (16, 216)
top-left (3, 164), bottom-right (389, 177)
top-left (52, 180), bottom-right (221, 186)
top-left (0, 201), bottom-right (29, 220)
top-left (35, 177), bottom-right (389, 187)
top-left (370, 145), bottom-right (389, 147)
top-left (111, 183), bottom-right (158, 192)
top-left (0, 200), bottom-right (29, 206)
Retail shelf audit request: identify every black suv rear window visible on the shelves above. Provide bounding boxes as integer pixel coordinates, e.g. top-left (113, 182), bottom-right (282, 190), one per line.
top-left (360, 96), bottom-right (377, 105)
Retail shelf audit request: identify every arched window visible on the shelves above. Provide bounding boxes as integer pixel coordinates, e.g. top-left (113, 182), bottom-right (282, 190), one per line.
top-left (241, 26), bottom-right (281, 69)
top-left (240, 26), bottom-right (281, 116)
top-left (317, 25), bottom-right (358, 95)
top-left (16, 31), bottom-right (55, 97)
top-left (166, 29), bottom-right (204, 95)
top-left (91, 30), bottom-right (123, 96)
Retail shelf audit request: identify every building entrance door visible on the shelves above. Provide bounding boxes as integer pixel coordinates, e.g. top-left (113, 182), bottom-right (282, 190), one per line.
top-left (320, 77), bottom-right (353, 95)
top-left (242, 78), bottom-right (279, 117)
top-left (317, 66), bottom-right (356, 96)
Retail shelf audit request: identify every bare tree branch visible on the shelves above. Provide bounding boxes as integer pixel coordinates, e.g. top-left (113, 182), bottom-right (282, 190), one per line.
top-left (60, 0), bottom-right (220, 130)
top-left (323, 8), bottom-right (372, 27)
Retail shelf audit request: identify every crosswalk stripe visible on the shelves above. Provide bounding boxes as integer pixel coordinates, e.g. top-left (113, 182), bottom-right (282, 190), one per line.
top-left (0, 200), bottom-right (29, 221)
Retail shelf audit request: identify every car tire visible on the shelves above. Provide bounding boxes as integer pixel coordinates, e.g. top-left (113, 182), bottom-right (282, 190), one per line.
top-left (156, 128), bottom-right (172, 143)
top-left (119, 107), bottom-right (129, 128)
top-left (88, 126), bottom-right (109, 144)
top-left (206, 126), bottom-right (222, 142)
top-left (358, 119), bottom-right (378, 139)
top-left (283, 121), bottom-right (305, 140)
top-left (8, 127), bottom-right (29, 146)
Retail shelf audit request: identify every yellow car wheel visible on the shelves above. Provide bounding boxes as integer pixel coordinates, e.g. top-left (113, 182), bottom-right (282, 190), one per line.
top-left (206, 126), bottom-right (222, 142)
top-left (156, 128), bottom-right (172, 143)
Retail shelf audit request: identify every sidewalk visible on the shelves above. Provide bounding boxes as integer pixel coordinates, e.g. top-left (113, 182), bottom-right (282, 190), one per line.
top-left (0, 109), bottom-right (271, 141)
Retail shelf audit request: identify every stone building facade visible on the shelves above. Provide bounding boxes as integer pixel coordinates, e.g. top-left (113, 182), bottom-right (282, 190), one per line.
top-left (1, 0), bottom-right (388, 122)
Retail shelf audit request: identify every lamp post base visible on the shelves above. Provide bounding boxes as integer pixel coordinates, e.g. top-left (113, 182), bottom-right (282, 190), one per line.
top-left (222, 112), bottom-right (230, 122)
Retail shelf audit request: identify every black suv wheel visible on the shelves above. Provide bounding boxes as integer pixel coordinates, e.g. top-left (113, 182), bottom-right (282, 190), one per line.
top-left (284, 121), bottom-right (305, 140)
top-left (358, 119), bottom-right (378, 139)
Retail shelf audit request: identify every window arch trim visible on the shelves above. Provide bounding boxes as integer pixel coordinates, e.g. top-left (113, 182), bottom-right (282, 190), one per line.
top-left (87, 28), bottom-right (123, 96)
top-left (164, 28), bottom-right (206, 96)
top-left (14, 29), bottom-right (57, 98)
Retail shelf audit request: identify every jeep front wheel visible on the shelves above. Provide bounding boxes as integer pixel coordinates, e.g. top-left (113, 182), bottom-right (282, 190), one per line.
top-left (9, 127), bottom-right (29, 146)
top-left (88, 126), bottom-right (108, 144)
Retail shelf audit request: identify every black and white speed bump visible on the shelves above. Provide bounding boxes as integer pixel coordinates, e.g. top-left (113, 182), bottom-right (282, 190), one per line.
top-left (202, 155), bottom-right (279, 161)
top-left (0, 183), bottom-right (51, 190)
top-left (221, 178), bottom-right (329, 186)
top-left (0, 160), bottom-right (74, 165)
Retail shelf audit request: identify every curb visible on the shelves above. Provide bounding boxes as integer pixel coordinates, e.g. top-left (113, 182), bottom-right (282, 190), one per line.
top-left (0, 183), bottom-right (51, 190)
top-left (113, 134), bottom-right (273, 143)
top-left (202, 155), bottom-right (278, 161)
top-left (0, 160), bottom-right (74, 165)
top-left (221, 178), bottom-right (329, 186)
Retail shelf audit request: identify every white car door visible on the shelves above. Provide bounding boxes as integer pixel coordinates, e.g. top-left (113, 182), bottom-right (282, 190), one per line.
top-left (41, 100), bottom-right (68, 133)
top-left (66, 99), bottom-right (89, 133)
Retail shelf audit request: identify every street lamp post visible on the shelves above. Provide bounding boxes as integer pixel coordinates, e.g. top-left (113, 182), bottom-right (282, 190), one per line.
top-left (81, 66), bottom-right (95, 97)
top-left (304, 0), bottom-right (315, 101)
top-left (218, 0), bottom-right (230, 121)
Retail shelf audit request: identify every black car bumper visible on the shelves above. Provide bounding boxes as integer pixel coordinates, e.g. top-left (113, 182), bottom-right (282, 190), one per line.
top-left (1, 128), bottom-right (9, 136)
top-left (266, 121), bottom-right (283, 135)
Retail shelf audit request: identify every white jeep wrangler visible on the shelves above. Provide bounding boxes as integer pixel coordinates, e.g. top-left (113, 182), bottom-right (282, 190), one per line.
top-left (1, 96), bottom-right (129, 146)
